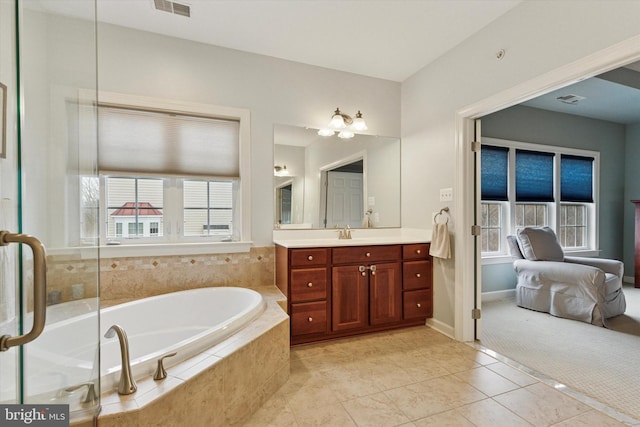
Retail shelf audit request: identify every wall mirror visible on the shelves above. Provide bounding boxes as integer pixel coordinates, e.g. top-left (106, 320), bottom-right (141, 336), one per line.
top-left (274, 124), bottom-right (400, 229)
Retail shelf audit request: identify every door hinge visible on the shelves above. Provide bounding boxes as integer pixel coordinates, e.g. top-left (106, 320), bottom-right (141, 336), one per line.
top-left (472, 308), bottom-right (482, 320)
top-left (471, 225), bottom-right (481, 236)
top-left (471, 141), bottom-right (481, 152)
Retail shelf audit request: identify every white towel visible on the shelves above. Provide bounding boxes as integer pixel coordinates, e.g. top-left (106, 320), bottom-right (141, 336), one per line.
top-left (429, 222), bottom-right (451, 259)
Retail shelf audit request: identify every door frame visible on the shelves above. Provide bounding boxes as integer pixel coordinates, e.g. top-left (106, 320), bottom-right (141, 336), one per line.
top-left (454, 35), bottom-right (640, 342)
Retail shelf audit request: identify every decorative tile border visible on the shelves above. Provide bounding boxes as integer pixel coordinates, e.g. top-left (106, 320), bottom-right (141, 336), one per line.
top-left (45, 246), bottom-right (276, 306)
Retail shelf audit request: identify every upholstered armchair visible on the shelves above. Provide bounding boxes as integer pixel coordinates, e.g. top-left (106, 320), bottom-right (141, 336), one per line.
top-left (507, 227), bottom-right (626, 327)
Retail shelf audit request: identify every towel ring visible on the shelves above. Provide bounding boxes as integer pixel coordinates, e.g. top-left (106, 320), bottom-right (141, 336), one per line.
top-left (434, 207), bottom-right (450, 224)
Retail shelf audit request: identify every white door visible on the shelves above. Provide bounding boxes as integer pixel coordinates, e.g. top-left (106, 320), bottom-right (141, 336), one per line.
top-left (325, 171), bottom-right (363, 228)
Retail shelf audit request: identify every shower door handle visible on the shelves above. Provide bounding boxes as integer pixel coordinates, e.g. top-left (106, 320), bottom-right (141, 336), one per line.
top-left (0, 231), bottom-right (47, 351)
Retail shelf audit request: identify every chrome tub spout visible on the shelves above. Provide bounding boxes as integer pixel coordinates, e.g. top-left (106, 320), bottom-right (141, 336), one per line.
top-left (104, 324), bottom-right (137, 395)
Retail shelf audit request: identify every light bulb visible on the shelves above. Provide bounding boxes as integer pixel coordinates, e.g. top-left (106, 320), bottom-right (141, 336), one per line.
top-left (351, 111), bottom-right (368, 131)
top-left (329, 108), bottom-right (347, 129)
top-left (338, 130), bottom-right (355, 139)
top-left (317, 128), bottom-right (334, 136)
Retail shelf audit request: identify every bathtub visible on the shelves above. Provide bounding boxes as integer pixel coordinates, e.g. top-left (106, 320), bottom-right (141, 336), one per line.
top-left (99, 287), bottom-right (266, 392)
top-left (8, 287), bottom-right (265, 402)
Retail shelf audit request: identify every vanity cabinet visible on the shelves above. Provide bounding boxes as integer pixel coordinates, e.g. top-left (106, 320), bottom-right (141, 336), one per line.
top-left (402, 244), bottom-right (433, 319)
top-left (276, 242), bottom-right (433, 345)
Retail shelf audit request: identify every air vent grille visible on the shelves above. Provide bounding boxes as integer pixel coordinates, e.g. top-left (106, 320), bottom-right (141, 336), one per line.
top-left (153, 0), bottom-right (190, 17)
top-left (556, 94), bottom-right (586, 105)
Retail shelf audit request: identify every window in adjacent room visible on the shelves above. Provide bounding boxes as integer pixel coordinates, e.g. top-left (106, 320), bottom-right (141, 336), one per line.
top-left (480, 138), bottom-right (598, 257)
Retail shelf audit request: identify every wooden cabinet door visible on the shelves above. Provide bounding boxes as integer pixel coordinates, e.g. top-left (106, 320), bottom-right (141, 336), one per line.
top-left (369, 262), bottom-right (402, 325)
top-left (332, 265), bottom-right (369, 331)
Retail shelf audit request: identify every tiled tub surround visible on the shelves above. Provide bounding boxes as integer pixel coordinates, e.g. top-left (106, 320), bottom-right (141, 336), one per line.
top-left (46, 246), bottom-right (275, 307)
top-left (72, 287), bottom-right (289, 427)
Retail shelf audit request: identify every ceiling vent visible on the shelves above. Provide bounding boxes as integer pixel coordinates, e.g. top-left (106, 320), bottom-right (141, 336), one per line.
top-left (556, 94), bottom-right (586, 105)
top-left (154, 0), bottom-right (190, 17)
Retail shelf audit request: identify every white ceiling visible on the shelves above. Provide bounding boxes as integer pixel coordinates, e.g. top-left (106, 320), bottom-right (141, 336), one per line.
top-left (39, 0), bottom-right (522, 82)
top-left (37, 0), bottom-right (640, 124)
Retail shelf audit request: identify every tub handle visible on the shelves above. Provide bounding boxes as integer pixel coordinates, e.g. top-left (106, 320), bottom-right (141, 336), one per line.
top-left (154, 352), bottom-right (178, 380)
top-left (65, 382), bottom-right (98, 405)
top-left (0, 231), bottom-right (47, 352)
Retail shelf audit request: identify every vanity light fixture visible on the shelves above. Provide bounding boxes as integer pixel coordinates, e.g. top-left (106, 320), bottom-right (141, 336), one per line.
top-left (274, 165), bottom-right (289, 177)
top-left (318, 107), bottom-right (368, 139)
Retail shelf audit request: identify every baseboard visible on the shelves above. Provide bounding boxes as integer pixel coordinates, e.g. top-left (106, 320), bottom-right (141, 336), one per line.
top-left (426, 317), bottom-right (454, 339)
top-left (623, 275), bottom-right (635, 285)
top-left (482, 289), bottom-right (516, 302)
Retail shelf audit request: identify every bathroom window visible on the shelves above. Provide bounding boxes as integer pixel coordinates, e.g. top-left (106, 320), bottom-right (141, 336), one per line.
top-left (481, 138), bottom-right (598, 258)
top-left (95, 91), bottom-right (251, 248)
top-left (183, 180), bottom-right (234, 238)
top-left (105, 177), bottom-right (164, 240)
top-left (80, 176), bottom-right (100, 242)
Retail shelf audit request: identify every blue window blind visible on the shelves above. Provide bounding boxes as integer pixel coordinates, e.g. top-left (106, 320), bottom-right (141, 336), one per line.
top-left (481, 145), bottom-right (509, 201)
top-left (516, 150), bottom-right (554, 202)
top-left (561, 155), bottom-right (593, 202)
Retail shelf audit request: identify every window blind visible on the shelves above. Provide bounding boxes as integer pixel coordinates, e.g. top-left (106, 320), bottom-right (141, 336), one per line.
top-left (516, 149), bottom-right (554, 202)
top-left (561, 154), bottom-right (594, 202)
top-left (98, 106), bottom-right (240, 178)
top-left (481, 145), bottom-right (509, 201)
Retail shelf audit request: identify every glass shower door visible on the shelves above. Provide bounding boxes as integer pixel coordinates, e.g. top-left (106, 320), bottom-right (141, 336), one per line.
top-left (1, 0), bottom-right (100, 422)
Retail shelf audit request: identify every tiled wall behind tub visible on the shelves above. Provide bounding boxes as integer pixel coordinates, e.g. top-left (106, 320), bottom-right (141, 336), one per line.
top-left (47, 246), bottom-right (275, 308)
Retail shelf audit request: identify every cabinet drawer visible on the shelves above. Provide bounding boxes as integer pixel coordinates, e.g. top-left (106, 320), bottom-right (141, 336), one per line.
top-left (333, 245), bottom-right (401, 264)
top-left (290, 248), bottom-right (329, 267)
top-left (291, 301), bottom-right (328, 335)
top-left (403, 289), bottom-right (433, 320)
top-left (403, 260), bottom-right (433, 290)
top-left (290, 268), bottom-right (328, 302)
top-left (403, 244), bottom-right (431, 260)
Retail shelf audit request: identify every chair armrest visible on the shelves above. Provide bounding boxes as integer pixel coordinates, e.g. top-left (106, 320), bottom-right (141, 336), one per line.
top-left (513, 259), bottom-right (605, 286)
top-left (564, 256), bottom-right (623, 277)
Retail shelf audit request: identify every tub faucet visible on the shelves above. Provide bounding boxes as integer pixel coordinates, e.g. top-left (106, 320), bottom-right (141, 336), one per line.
top-left (104, 324), bottom-right (137, 395)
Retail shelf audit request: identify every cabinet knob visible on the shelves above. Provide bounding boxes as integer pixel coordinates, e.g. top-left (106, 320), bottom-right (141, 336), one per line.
top-left (361, 272), bottom-right (367, 276)
top-left (416, 249), bottom-right (421, 254)
top-left (417, 303), bottom-right (422, 308)
top-left (307, 255), bottom-right (313, 261)
top-left (365, 252), bottom-right (371, 257)
top-left (308, 317), bottom-right (313, 322)
top-left (416, 273), bottom-right (421, 278)
top-left (307, 282), bottom-right (313, 287)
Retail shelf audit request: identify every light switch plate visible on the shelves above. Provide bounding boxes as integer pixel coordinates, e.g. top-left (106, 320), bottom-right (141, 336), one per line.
top-left (440, 187), bottom-right (453, 202)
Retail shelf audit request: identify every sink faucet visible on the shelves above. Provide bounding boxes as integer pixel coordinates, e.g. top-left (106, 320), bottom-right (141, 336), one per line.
top-left (339, 225), bottom-right (352, 239)
top-left (104, 324), bottom-right (137, 395)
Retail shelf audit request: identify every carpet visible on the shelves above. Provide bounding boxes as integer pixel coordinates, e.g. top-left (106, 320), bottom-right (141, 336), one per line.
top-left (480, 283), bottom-right (640, 422)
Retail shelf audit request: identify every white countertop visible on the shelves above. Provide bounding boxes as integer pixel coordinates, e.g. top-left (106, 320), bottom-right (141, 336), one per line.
top-left (273, 228), bottom-right (432, 248)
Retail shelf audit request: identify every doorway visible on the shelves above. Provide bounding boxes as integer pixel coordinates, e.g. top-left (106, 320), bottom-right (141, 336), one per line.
top-left (456, 38), bottom-right (640, 342)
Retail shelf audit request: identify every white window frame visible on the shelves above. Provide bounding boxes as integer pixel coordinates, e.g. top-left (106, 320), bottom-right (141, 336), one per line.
top-left (482, 137), bottom-right (599, 264)
top-left (93, 91), bottom-right (252, 256)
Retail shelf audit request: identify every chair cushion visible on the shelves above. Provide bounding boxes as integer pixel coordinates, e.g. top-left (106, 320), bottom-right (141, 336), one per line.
top-left (506, 235), bottom-right (524, 259)
top-left (516, 227), bottom-right (564, 262)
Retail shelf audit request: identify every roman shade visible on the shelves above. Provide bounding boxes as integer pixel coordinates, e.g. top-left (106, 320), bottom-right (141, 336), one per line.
top-left (516, 149), bottom-right (554, 202)
top-left (98, 106), bottom-right (240, 178)
top-left (561, 154), bottom-right (594, 203)
top-left (481, 145), bottom-right (509, 201)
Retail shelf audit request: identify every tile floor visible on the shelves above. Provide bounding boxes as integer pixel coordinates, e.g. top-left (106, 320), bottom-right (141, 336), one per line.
top-left (244, 326), bottom-right (636, 426)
